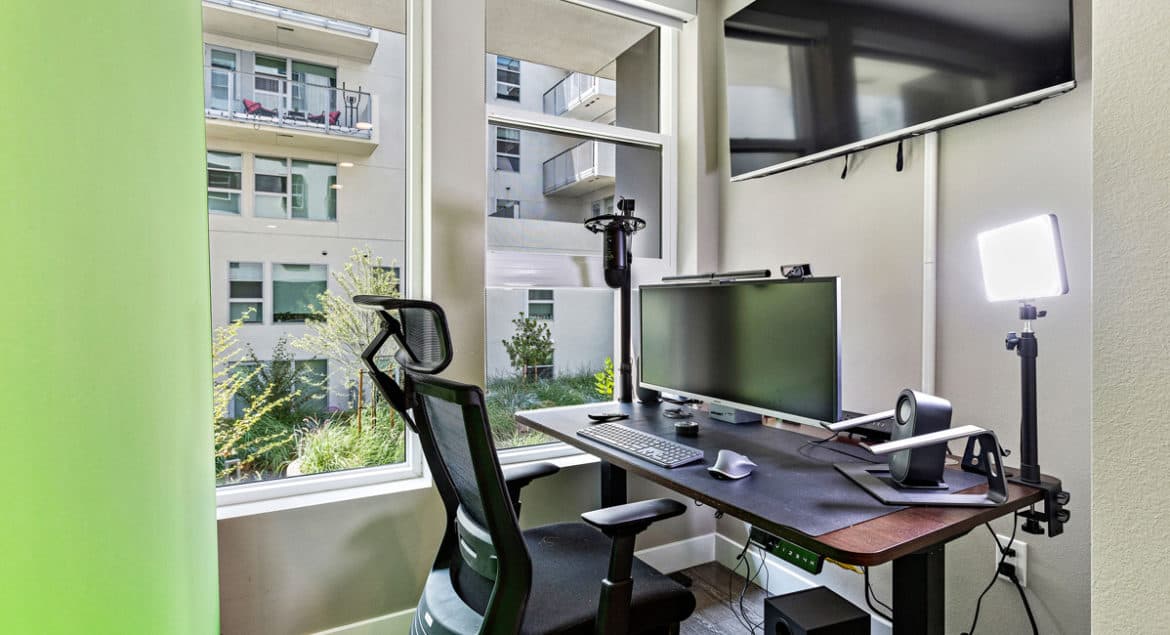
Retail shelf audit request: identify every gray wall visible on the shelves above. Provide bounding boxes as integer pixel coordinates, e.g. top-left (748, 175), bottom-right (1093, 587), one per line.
top-left (1091, 1), bottom-right (1170, 631)
top-left (218, 466), bottom-right (713, 633)
top-left (713, 0), bottom-right (1092, 633)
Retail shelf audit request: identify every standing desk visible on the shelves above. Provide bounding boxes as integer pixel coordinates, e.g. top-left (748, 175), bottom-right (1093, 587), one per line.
top-left (516, 402), bottom-right (1045, 635)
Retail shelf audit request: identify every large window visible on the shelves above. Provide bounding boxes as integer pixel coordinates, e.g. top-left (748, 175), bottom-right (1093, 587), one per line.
top-left (272, 264), bottom-right (327, 323)
top-left (255, 157), bottom-right (337, 220)
top-left (206, 5), bottom-right (411, 494)
top-left (483, 0), bottom-right (669, 454)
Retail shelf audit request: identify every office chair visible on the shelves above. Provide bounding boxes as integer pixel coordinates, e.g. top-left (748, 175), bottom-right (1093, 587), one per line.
top-left (354, 295), bottom-right (695, 635)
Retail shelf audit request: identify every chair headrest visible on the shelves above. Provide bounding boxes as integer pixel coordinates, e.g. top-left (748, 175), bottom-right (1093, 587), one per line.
top-left (354, 295), bottom-right (453, 375)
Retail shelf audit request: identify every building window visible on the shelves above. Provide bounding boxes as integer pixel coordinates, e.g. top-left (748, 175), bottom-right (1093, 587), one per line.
top-left (253, 54), bottom-right (288, 109)
top-left (272, 264), bottom-right (327, 323)
top-left (256, 157), bottom-right (337, 220)
top-left (229, 262), bottom-right (263, 323)
top-left (528, 289), bottom-right (554, 320)
top-left (492, 199), bottom-right (520, 218)
top-left (590, 195), bottom-right (614, 217)
top-left (207, 152), bottom-right (242, 214)
top-left (496, 127), bottom-right (520, 171)
top-left (483, 6), bottom-right (667, 456)
top-left (496, 56), bottom-right (521, 101)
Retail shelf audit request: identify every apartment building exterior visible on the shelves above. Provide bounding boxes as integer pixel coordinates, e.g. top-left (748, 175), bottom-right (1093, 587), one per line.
top-left (204, 0), bottom-right (614, 409)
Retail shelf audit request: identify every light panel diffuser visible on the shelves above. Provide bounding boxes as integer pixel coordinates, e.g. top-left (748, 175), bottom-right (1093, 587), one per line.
top-left (978, 214), bottom-right (1069, 302)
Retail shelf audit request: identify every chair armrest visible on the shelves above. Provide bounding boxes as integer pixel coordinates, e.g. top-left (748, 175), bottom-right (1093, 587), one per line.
top-left (503, 462), bottom-right (560, 515)
top-left (583, 499), bottom-right (688, 634)
top-left (581, 498), bottom-right (686, 537)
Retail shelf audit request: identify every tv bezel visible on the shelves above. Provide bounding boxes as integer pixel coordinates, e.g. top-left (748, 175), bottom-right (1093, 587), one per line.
top-left (724, 0), bottom-right (1078, 182)
top-left (638, 276), bottom-right (842, 426)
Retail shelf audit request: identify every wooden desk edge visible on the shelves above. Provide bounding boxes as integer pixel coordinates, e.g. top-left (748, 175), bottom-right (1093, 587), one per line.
top-left (517, 411), bottom-right (1047, 567)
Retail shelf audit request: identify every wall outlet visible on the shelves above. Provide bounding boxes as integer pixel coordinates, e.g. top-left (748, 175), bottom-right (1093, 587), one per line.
top-left (994, 534), bottom-right (1027, 587)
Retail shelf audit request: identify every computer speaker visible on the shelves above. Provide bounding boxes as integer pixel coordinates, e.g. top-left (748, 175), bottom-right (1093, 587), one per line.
top-left (888, 389), bottom-right (952, 487)
top-left (763, 587), bottom-right (869, 635)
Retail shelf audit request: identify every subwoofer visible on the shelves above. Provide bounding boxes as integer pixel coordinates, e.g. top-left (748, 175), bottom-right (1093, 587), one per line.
top-left (888, 389), bottom-right (952, 487)
top-left (764, 587), bottom-right (869, 635)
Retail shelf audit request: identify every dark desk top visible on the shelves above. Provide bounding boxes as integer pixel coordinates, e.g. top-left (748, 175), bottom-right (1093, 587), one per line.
top-left (517, 402), bottom-right (1044, 566)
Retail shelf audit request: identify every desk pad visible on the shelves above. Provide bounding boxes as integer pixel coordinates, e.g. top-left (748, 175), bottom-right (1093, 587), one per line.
top-left (518, 403), bottom-right (986, 538)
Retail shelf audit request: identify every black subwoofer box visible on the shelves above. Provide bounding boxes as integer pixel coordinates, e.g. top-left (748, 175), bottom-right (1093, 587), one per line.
top-left (764, 587), bottom-right (870, 635)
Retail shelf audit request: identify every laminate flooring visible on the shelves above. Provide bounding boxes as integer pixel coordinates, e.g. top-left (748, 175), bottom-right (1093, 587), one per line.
top-left (677, 562), bottom-right (770, 635)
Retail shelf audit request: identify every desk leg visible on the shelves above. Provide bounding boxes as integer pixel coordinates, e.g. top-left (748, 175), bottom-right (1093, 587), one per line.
top-left (600, 461), bottom-right (627, 508)
top-left (892, 545), bottom-right (945, 635)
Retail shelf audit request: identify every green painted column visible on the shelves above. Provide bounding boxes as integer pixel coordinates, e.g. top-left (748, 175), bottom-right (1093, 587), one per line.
top-left (0, 2), bottom-right (218, 633)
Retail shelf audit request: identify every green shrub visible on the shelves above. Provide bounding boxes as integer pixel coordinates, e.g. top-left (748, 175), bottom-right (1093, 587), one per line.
top-left (296, 409), bottom-right (406, 475)
top-left (485, 370), bottom-right (605, 448)
top-left (214, 414), bottom-right (298, 483)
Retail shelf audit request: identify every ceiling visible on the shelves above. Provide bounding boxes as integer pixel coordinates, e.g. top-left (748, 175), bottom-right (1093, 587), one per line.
top-left (255, 0), bottom-right (654, 78)
top-left (487, 0), bottom-right (656, 78)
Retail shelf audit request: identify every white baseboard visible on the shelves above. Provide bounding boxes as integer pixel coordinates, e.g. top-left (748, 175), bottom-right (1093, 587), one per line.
top-left (635, 532), bottom-right (717, 574)
top-left (313, 607), bottom-right (414, 635)
top-left (714, 533), bottom-right (892, 635)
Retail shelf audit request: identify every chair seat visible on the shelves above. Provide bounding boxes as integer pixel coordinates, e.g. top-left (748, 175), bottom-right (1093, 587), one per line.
top-left (520, 522), bottom-right (695, 635)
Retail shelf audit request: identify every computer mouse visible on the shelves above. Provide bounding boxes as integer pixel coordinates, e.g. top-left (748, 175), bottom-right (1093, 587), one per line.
top-left (707, 449), bottom-right (757, 480)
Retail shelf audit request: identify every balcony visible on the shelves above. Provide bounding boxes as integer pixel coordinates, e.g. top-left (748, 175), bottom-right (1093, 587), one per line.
top-left (542, 140), bottom-right (615, 197)
top-left (542, 72), bottom-right (617, 123)
top-left (204, 67), bottom-right (378, 155)
top-left (203, 0), bottom-right (379, 63)
top-left (487, 217), bottom-right (599, 254)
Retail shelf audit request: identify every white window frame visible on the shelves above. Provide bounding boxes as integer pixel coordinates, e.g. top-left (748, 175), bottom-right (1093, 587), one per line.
top-left (527, 288), bottom-right (554, 320)
top-left (496, 55), bottom-right (521, 101)
top-left (227, 261), bottom-right (264, 324)
top-left (495, 126), bottom-right (521, 171)
top-left (207, 151), bottom-right (243, 215)
top-left (254, 156), bottom-right (338, 221)
top-left (487, 23), bottom-right (679, 466)
top-left (492, 198), bottom-right (520, 218)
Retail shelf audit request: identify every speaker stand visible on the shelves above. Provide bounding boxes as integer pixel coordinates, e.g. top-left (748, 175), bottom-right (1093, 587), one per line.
top-left (836, 463), bottom-right (1002, 507)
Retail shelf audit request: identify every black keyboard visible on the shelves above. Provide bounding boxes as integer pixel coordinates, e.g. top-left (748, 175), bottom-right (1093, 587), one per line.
top-left (840, 410), bottom-right (894, 441)
top-left (577, 423), bottom-right (705, 468)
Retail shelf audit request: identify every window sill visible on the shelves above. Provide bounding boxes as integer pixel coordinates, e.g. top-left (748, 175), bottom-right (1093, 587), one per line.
top-left (216, 470), bottom-right (431, 520)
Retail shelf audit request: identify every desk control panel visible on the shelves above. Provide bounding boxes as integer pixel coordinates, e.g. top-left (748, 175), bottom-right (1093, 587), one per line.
top-left (749, 526), bottom-right (825, 575)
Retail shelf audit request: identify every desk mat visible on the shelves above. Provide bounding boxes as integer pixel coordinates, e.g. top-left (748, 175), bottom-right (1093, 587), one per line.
top-left (518, 403), bottom-right (989, 538)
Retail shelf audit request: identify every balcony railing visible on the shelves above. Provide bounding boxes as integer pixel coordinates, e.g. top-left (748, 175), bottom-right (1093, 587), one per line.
top-left (205, 67), bottom-right (373, 137)
top-left (542, 140), bottom-right (615, 195)
top-left (542, 72), bottom-right (616, 117)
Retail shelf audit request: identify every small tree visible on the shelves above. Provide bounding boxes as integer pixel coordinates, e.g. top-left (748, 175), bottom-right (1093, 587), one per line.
top-left (594, 357), bottom-right (614, 399)
top-left (236, 337), bottom-right (324, 421)
top-left (212, 310), bottom-right (299, 482)
top-left (502, 312), bottom-right (554, 382)
top-left (293, 247), bottom-right (401, 404)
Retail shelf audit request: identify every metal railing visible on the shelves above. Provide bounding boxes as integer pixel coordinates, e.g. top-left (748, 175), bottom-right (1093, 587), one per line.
top-left (205, 67), bottom-right (373, 136)
top-left (204, 0), bottom-right (373, 37)
top-left (542, 140), bottom-right (615, 195)
top-left (542, 72), bottom-right (616, 117)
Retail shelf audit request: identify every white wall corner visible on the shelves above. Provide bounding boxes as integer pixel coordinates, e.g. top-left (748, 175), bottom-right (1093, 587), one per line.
top-left (635, 532), bottom-right (717, 573)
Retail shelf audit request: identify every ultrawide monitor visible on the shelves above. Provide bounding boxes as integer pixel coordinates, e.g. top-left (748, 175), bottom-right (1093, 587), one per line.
top-left (639, 277), bottom-right (841, 424)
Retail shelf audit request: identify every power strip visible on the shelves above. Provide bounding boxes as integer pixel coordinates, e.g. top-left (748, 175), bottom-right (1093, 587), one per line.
top-left (749, 527), bottom-right (824, 575)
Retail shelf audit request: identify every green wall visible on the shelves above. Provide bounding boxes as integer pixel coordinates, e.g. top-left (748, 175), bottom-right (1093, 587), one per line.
top-left (0, 2), bottom-right (219, 632)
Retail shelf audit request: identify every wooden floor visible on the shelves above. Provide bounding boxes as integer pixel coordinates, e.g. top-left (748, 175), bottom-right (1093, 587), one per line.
top-left (677, 562), bottom-right (769, 635)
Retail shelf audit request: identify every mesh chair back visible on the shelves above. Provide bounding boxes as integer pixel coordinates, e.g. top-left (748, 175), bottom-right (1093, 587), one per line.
top-left (409, 375), bottom-right (532, 633)
top-left (353, 295), bottom-right (453, 426)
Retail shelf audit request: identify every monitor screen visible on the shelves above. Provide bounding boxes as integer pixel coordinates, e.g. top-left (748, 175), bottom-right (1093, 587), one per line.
top-left (724, 0), bottom-right (1075, 178)
top-left (639, 278), bottom-right (840, 423)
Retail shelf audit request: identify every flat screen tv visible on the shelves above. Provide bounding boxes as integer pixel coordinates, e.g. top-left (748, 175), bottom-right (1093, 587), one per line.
top-left (724, 0), bottom-right (1076, 180)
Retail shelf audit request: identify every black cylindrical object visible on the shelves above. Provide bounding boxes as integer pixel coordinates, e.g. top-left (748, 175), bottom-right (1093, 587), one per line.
top-left (618, 273), bottom-right (632, 403)
top-left (1017, 331), bottom-right (1040, 484)
top-left (604, 224), bottom-right (629, 288)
